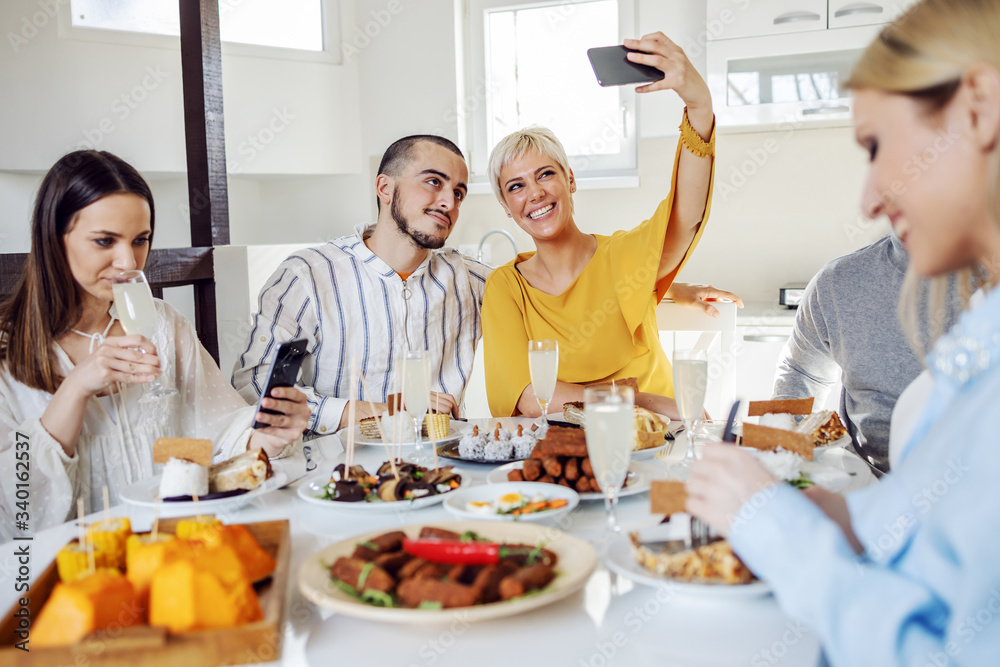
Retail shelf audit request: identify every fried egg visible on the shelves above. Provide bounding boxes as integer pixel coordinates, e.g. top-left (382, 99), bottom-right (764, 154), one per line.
top-left (496, 492), bottom-right (527, 513)
top-left (465, 500), bottom-right (495, 514)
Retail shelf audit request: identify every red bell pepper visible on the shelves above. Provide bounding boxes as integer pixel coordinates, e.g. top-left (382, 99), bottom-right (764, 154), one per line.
top-left (402, 537), bottom-right (503, 565)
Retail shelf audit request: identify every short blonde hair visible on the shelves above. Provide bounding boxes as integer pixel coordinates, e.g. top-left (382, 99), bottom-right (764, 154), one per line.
top-left (847, 0), bottom-right (1000, 356)
top-left (488, 126), bottom-right (572, 205)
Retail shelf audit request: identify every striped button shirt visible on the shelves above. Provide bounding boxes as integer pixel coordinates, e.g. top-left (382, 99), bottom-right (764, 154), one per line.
top-left (232, 223), bottom-right (492, 435)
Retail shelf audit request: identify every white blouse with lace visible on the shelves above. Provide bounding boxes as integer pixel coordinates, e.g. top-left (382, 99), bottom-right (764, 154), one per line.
top-left (0, 300), bottom-right (258, 540)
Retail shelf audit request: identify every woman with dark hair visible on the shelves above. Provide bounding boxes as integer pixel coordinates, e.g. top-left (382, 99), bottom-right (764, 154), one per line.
top-left (0, 150), bottom-right (309, 538)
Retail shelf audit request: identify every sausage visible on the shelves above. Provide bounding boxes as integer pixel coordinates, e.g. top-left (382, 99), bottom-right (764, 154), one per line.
top-left (542, 455), bottom-right (563, 478)
top-left (556, 477), bottom-right (572, 488)
top-left (563, 457), bottom-right (580, 481)
top-left (522, 459), bottom-right (543, 481)
top-left (373, 550), bottom-right (412, 577)
top-left (507, 468), bottom-right (525, 482)
top-left (397, 578), bottom-right (479, 608)
top-left (352, 530), bottom-right (407, 560)
top-left (498, 564), bottom-right (556, 600)
top-left (471, 562), bottom-right (518, 604)
top-left (575, 476), bottom-right (591, 493)
top-left (330, 557), bottom-right (396, 593)
top-left (537, 474), bottom-right (555, 484)
top-left (419, 526), bottom-right (462, 541)
top-left (580, 457), bottom-right (593, 477)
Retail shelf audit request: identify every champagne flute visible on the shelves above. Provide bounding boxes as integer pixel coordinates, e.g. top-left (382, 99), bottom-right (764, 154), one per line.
top-left (671, 349), bottom-right (708, 476)
top-left (110, 270), bottom-right (178, 403)
top-left (528, 340), bottom-right (558, 427)
top-left (402, 350), bottom-right (431, 465)
top-left (584, 385), bottom-right (635, 541)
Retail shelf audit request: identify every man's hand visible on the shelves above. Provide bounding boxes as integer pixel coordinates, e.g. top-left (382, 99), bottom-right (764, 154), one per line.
top-left (665, 282), bottom-right (744, 318)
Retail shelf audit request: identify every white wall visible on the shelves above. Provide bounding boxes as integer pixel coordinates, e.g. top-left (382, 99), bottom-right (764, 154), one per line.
top-left (1, 0), bottom-right (886, 312)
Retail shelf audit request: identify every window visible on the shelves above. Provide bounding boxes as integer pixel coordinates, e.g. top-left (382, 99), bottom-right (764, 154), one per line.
top-left (69, 0), bottom-right (325, 52)
top-left (463, 0), bottom-right (638, 185)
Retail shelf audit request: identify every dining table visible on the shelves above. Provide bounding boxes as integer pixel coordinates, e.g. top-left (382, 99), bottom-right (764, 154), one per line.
top-left (0, 423), bottom-right (876, 667)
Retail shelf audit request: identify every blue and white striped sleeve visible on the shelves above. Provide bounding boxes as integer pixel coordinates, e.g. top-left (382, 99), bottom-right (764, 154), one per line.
top-left (231, 255), bottom-right (344, 433)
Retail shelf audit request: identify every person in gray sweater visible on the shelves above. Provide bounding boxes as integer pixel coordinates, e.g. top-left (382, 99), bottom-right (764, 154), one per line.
top-left (771, 233), bottom-right (959, 473)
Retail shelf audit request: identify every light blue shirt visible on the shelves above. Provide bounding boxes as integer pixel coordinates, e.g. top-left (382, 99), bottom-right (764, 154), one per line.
top-left (729, 285), bottom-right (1000, 667)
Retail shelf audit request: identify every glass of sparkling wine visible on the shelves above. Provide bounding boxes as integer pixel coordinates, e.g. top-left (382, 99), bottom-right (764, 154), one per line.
top-left (584, 385), bottom-right (635, 539)
top-left (402, 350), bottom-right (431, 464)
top-left (672, 349), bottom-right (708, 475)
top-left (528, 340), bottom-right (559, 426)
top-left (111, 270), bottom-right (177, 403)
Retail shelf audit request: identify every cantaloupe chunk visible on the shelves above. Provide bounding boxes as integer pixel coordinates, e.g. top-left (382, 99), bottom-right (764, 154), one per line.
top-left (125, 534), bottom-right (182, 609)
top-left (148, 555), bottom-right (262, 633)
top-left (32, 570), bottom-right (141, 647)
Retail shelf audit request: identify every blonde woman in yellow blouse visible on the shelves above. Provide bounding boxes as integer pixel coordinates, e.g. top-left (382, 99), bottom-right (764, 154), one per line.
top-left (483, 32), bottom-right (740, 418)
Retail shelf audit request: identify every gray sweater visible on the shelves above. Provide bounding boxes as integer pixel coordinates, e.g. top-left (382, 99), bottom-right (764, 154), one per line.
top-left (772, 234), bottom-right (957, 469)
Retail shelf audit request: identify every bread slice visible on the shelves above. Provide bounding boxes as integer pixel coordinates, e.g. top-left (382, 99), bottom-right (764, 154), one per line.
top-left (209, 448), bottom-right (272, 492)
top-left (794, 410), bottom-right (848, 446)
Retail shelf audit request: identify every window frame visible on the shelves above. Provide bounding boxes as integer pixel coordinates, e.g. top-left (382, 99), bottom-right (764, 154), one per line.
top-left (58, 0), bottom-right (343, 65)
top-left (460, 0), bottom-right (640, 189)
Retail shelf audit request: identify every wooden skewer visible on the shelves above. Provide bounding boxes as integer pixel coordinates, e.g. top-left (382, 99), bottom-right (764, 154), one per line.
top-left (359, 374), bottom-right (398, 480)
top-left (76, 498), bottom-right (86, 546)
top-left (193, 493), bottom-right (201, 522)
top-left (346, 356), bottom-right (358, 472)
top-left (102, 486), bottom-right (110, 524)
top-left (78, 498), bottom-right (94, 575)
top-left (152, 498), bottom-right (160, 541)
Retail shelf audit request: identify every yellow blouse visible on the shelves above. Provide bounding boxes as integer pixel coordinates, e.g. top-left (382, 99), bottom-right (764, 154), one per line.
top-left (482, 137), bottom-right (713, 417)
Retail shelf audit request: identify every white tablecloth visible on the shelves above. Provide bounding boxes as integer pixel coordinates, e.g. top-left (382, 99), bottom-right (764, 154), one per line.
top-left (1, 429), bottom-right (875, 666)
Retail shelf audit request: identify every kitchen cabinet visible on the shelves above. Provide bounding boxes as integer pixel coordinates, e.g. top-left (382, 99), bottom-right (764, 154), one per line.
top-left (828, 1), bottom-right (918, 29)
top-left (735, 325), bottom-right (841, 411)
top-left (707, 0), bottom-right (828, 41)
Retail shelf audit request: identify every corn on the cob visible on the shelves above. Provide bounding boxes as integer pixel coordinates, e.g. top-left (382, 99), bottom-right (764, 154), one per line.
top-left (424, 413), bottom-right (450, 440)
top-left (87, 517), bottom-right (132, 570)
top-left (175, 515), bottom-right (223, 541)
top-left (56, 542), bottom-right (116, 582)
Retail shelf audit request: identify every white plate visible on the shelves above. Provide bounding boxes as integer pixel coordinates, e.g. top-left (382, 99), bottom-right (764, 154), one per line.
top-left (340, 418), bottom-right (466, 447)
top-left (799, 460), bottom-right (852, 493)
top-left (814, 434), bottom-right (852, 454)
top-left (630, 440), bottom-right (671, 461)
top-left (604, 524), bottom-right (771, 598)
top-left (119, 471), bottom-right (288, 515)
top-left (486, 461), bottom-right (652, 501)
top-left (297, 520), bottom-right (596, 623)
top-left (442, 482), bottom-right (580, 522)
top-left (296, 470), bottom-right (468, 512)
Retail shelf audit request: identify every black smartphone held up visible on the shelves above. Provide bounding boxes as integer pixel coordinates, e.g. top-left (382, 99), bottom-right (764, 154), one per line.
top-left (587, 45), bottom-right (665, 87)
top-left (252, 339), bottom-right (308, 429)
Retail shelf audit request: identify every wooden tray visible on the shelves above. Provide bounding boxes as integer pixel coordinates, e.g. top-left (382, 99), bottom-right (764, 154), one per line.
top-left (0, 517), bottom-right (291, 666)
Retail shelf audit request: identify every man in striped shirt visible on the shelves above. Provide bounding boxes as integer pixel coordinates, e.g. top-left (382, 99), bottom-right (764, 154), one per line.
top-left (232, 135), bottom-right (491, 436)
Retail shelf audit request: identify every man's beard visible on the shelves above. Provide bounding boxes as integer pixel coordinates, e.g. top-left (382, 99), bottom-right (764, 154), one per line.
top-left (391, 189), bottom-right (448, 250)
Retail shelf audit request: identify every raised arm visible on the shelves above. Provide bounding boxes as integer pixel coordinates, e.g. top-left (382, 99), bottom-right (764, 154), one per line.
top-left (624, 32), bottom-right (714, 282)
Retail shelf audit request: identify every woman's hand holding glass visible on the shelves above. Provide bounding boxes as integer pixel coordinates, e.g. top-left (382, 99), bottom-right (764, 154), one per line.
top-left (249, 386), bottom-right (311, 458)
top-left (63, 335), bottom-right (162, 397)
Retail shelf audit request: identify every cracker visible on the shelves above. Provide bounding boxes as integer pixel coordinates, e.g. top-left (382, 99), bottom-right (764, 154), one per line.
top-left (153, 438), bottom-right (213, 465)
top-left (650, 480), bottom-right (688, 515)
top-left (747, 397), bottom-right (815, 416)
top-left (741, 423), bottom-right (814, 460)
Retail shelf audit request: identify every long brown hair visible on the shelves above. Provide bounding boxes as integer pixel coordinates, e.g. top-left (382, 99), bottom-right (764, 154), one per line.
top-left (847, 0), bottom-right (1000, 355)
top-left (0, 151), bottom-right (156, 392)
